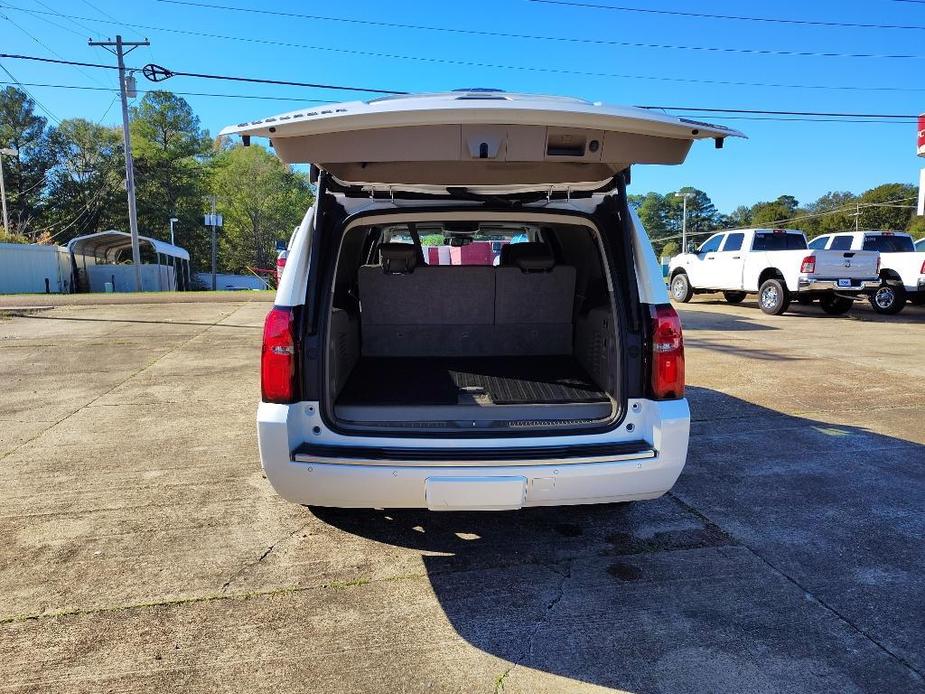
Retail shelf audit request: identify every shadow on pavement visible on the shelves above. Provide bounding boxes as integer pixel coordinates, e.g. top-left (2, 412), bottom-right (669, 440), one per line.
top-left (310, 387), bottom-right (924, 692)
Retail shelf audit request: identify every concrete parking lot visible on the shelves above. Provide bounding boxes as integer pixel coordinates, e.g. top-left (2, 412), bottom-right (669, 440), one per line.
top-left (1, 296), bottom-right (923, 693)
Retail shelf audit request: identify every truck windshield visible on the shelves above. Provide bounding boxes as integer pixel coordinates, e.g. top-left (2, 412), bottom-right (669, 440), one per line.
top-left (752, 233), bottom-right (807, 251)
top-left (862, 235), bottom-right (915, 253)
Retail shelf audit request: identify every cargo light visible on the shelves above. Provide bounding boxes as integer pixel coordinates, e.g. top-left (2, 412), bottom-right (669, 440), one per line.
top-left (650, 304), bottom-right (684, 400)
top-left (261, 306), bottom-right (298, 403)
top-left (801, 256), bottom-right (816, 274)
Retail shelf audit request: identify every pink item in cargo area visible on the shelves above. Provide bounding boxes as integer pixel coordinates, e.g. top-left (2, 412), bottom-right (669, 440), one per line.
top-left (450, 241), bottom-right (493, 266)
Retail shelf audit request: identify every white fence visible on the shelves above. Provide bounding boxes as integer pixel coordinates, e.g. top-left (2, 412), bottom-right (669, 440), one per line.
top-left (0, 243), bottom-right (73, 294)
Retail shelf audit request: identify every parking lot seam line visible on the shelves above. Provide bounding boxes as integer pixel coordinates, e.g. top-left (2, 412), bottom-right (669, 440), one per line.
top-left (667, 492), bottom-right (925, 682)
top-left (0, 305), bottom-right (245, 465)
top-left (0, 572), bottom-right (427, 625)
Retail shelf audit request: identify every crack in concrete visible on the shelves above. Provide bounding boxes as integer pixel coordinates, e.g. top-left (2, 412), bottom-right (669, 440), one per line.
top-left (667, 492), bottom-right (924, 683)
top-left (493, 557), bottom-right (574, 693)
top-left (220, 522), bottom-right (312, 592)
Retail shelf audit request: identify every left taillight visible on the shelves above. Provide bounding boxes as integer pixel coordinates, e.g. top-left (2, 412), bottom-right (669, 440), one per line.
top-left (276, 256), bottom-right (287, 282)
top-left (261, 306), bottom-right (298, 403)
top-left (800, 256), bottom-right (816, 274)
top-left (649, 304), bottom-right (685, 400)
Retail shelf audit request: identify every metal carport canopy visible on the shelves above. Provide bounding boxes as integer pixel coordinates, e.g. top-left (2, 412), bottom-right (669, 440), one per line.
top-left (67, 230), bottom-right (190, 262)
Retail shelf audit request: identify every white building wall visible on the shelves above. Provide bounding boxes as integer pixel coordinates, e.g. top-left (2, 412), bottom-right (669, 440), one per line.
top-left (0, 243), bottom-right (73, 294)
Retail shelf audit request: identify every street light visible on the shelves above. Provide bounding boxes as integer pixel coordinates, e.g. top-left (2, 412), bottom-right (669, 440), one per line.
top-left (0, 147), bottom-right (19, 235)
top-left (169, 217), bottom-right (179, 246)
top-left (674, 191), bottom-right (694, 252)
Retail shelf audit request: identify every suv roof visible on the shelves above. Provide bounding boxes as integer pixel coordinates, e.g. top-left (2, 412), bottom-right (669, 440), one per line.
top-left (220, 91), bottom-right (744, 190)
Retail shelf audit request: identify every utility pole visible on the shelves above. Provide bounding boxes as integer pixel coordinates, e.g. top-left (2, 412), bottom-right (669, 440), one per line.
top-left (89, 35), bottom-right (149, 291)
top-left (210, 196), bottom-right (217, 290)
top-left (675, 191), bottom-right (693, 251)
top-left (169, 217), bottom-right (178, 246)
top-left (0, 147), bottom-right (17, 234)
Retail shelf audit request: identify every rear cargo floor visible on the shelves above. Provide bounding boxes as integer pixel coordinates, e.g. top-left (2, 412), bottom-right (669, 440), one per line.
top-left (337, 356), bottom-right (608, 406)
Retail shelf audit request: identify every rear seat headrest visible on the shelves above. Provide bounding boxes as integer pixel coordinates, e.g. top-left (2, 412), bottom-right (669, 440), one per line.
top-left (500, 242), bottom-right (555, 272)
top-left (378, 243), bottom-right (418, 273)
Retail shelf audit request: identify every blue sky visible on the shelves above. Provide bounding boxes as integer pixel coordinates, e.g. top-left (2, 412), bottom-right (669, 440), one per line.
top-left (1, 0), bottom-right (923, 212)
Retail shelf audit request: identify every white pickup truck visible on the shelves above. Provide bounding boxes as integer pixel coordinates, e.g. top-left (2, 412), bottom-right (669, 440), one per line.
top-left (809, 231), bottom-right (925, 314)
top-left (668, 228), bottom-right (881, 315)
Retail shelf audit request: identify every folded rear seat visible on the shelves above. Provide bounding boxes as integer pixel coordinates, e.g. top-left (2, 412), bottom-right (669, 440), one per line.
top-left (358, 242), bottom-right (575, 357)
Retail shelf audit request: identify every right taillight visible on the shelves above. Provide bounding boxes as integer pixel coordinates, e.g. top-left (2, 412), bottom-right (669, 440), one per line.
top-left (920, 258), bottom-right (925, 274)
top-left (650, 304), bottom-right (685, 400)
top-left (261, 306), bottom-right (298, 403)
top-left (800, 256), bottom-right (816, 274)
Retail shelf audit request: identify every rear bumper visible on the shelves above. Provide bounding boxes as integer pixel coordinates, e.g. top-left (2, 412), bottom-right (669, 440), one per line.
top-left (256, 399), bottom-right (690, 509)
top-left (796, 277), bottom-right (880, 293)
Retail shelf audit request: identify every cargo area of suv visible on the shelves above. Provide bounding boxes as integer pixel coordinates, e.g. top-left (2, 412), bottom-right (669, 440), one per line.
top-left (323, 218), bottom-right (622, 434)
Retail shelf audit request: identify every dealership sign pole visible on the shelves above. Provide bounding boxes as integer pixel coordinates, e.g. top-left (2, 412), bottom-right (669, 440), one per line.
top-left (918, 114), bottom-right (925, 216)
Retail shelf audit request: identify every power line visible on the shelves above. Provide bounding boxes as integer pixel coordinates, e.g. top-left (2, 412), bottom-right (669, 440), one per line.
top-left (6, 4), bottom-right (925, 94)
top-left (0, 52), bottom-right (406, 94)
top-left (642, 106), bottom-right (916, 118)
top-left (1, 81), bottom-right (917, 124)
top-left (1, 52), bottom-right (921, 120)
top-left (151, 0), bottom-right (925, 60)
top-left (529, 0), bottom-right (925, 31)
top-left (0, 61), bottom-right (61, 123)
top-left (0, 80), bottom-right (338, 102)
top-left (0, 9), bottom-right (109, 87)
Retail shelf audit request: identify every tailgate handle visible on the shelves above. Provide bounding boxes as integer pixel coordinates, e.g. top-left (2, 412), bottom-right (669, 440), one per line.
top-left (731, 255), bottom-right (741, 259)
top-left (843, 252), bottom-right (856, 257)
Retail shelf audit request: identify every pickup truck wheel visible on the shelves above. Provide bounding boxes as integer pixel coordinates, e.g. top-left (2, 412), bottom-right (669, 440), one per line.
top-left (819, 295), bottom-right (854, 315)
top-left (723, 291), bottom-right (747, 304)
top-left (670, 274), bottom-right (694, 303)
top-left (758, 279), bottom-right (790, 315)
top-left (869, 283), bottom-right (906, 315)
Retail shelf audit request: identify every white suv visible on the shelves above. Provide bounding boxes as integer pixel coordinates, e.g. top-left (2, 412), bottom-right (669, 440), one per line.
top-left (223, 90), bottom-right (742, 510)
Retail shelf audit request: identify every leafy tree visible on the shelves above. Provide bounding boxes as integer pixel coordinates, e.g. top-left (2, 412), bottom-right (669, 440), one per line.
top-left (725, 205), bottom-right (752, 229)
top-left (660, 240), bottom-right (680, 258)
top-left (0, 87), bottom-right (53, 237)
top-left (44, 118), bottom-right (125, 243)
top-left (749, 195), bottom-right (800, 226)
top-left (801, 191), bottom-right (856, 237)
top-left (670, 187), bottom-right (720, 236)
top-left (905, 214), bottom-right (925, 237)
top-left (211, 144), bottom-right (313, 273)
top-left (630, 192), bottom-right (674, 240)
top-left (856, 183), bottom-right (917, 230)
top-left (131, 91), bottom-right (213, 267)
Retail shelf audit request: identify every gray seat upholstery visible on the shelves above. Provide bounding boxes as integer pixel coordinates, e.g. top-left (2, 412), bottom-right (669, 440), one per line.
top-left (496, 242), bottom-right (575, 354)
top-left (357, 242), bottom-right (576, 357)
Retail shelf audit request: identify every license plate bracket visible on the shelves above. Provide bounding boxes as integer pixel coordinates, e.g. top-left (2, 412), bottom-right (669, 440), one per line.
top-left (425, 476), bottom-right (526, 511)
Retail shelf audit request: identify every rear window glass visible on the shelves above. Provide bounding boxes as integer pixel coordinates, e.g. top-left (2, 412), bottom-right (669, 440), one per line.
top-left (752, 232), bottom-right (807, 251)
top-left (383, 226), bottom-right (536, 266)
top-left (722, 233), bottom-right (744, 252)
top-left (862, 235), bottom-right (915, 253)
top-left (807, 236), bottom-right (827, 250)
top-left (829, 235), bottom-right (853, 250)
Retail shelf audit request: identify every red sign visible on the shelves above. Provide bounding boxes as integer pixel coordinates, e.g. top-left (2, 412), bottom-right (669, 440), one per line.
top-left (919, 114), bottom-right (925, 157)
